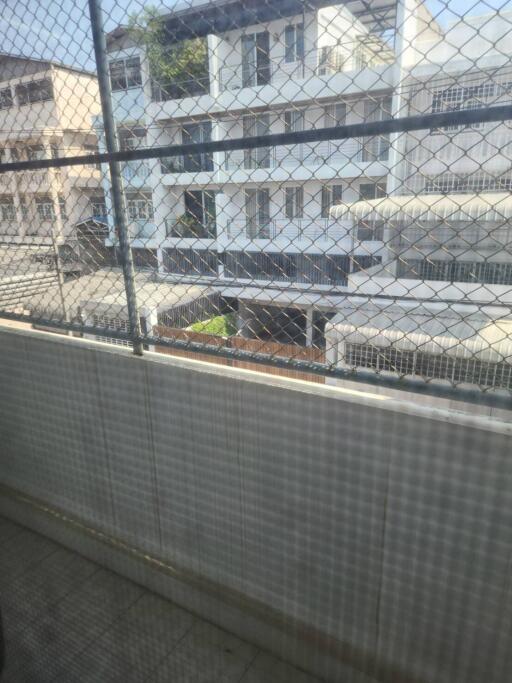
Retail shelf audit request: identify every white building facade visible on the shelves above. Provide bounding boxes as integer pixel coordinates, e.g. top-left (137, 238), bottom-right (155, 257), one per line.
top-left (0, 55), bottom-right (103, 251)
top-left (100, 0), bottom-right (512, 361)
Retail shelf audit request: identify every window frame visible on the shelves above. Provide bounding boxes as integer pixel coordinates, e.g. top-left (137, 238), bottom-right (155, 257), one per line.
top-left (284, 23), bottom-right (305, 64)
top-left (109, 56), bottom-right (142, 92)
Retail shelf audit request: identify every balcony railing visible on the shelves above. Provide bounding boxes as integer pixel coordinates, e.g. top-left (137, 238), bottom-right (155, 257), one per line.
top-left (161, 153), bottom-right (214, 174)
top-left (224, 138), bottom-right (388, 171)
top-left (0, 221), bottom-right (18, 236)
top-left (151, 76), bottom-right (210, 102)
top-left (219, 41), bottom-right (395, 92)
top-left (122, 160), bottom-right (151, 183)
top-left (165, 217), bottom-right (216, 239)
top-left (129, 219), bottom-right (157, 240)
top-left (226, 218), bottom-right (347, 242)
top-left (395, 226), bottom-right (512, 250)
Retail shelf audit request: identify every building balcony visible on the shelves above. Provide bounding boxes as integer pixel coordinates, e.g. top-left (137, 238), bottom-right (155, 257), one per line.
top-left (218, 42), bottom-right (395, 93)
top-left (160, 154), bottom-right (214, 175)
top-left (224, 218), bottom-right (349, 245)
top-left (224, 138), bottom-right (389, 175)
top-left (129, 219), bottom-right (157, 240)
top-left (122, 160), bottom-right (151, 186)
top-left (165, 217), bottom-right (216, 239)
top-left (0, 220), bottom-right (18, 237)
top-left (151, 76), bottom-right (210, 102)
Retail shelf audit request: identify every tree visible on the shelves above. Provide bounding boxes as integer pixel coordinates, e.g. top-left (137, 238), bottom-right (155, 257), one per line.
top-left (127, 7), bottom-right (208, 97)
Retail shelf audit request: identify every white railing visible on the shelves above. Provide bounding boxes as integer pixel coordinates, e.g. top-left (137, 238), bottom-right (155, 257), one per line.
top-left (396, 226), bottom-right (512, 250)
top-left (219, 42), bottom-right (395, 92)
top-left (165, 217), bottom-right (216, 239)
top-left (224, 138), bottom-right (385, 171)
top-left (122, 161), bottom-right (151, 182)
top-left (129, 219), bottom-right (157, 240)
top-left (226, 218), bottom-right (348, 242)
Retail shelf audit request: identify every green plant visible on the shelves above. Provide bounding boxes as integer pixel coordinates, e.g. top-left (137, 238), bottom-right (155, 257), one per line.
top-left (190, 314), bottom-right (238, 336)
top-left (127, 7), bottom-right (208, 88)
top-left (173, 214), bottom-right (200, 237)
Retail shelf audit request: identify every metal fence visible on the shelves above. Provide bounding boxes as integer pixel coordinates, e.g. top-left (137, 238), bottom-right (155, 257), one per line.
top-left (0, 0), bottom-right (512, 407)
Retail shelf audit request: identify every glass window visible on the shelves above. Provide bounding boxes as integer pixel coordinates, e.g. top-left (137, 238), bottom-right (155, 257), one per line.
top-left (285, 186), bottom-right (304, 219)
top-left (36, 196), bottom-right (55, 221)
top-left (16, 79), bottom-right (53, 105)
top-left (109, 57), bottom-right (141, 91)
top-left (324, 103), bottom-right (346, 127)
top-left (20, 197), bottom-right (29, 220)
top-left (127, 194), bottom-right (154, 220)
top-left (0, 198), bottom-right (15, 221)
top-left (285, 24), bottom-right (304, 63)
top-left (321, 185), bottom-right (343, 218)
top-left (0, 87), bottom-right (12, 109)
top-left (58, 196), bottom-right (67, 220)
top-left (359, 182), bottom-right (386, 200)
top-left (91, 195), bottom-right (107, 218)
top-left (26, 145), bottom-right (45, 161)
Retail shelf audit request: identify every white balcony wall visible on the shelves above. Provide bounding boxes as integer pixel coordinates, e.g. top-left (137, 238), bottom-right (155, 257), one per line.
top-left (217, 180), bottom-right (376, 254)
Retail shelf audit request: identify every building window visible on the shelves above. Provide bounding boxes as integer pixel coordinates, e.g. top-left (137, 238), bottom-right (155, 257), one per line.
top-left (359, 182), bottom-right (386, 200)
top-left (36, 196), bottom-right (56, 221)
top-left (356, 220), bottom-right (385, 241)
top-left (20, 197), bottom-right (29, 220)
top-left (431, 83), bottom-right (494, 132)
top-left (127, 194), bottom-right (154, 220)
top-left (285, 186), bottom-right (304, 219)
top-left (324, 103), bottom-right (346, 127)
top-left (284, 23), bottom-right (305, 63)
top-left (109, 57), bottom-right (142, 91)
top-left (91, 195), bottom-right (107, 219)
top-left (0, 87), bottom-right (12, 109)
top-left (321, 185), bottom-right (343, 218)
top-left (0, 197), bottom-right (15, 221)
top-left (58, 196), bottom-right (67, 220)
top-left (16, 79), bottom-right (53, 105)
top-left (118, 126), bottom-right (146, 151)
top-left (26, 145), bottom-right (46, 161)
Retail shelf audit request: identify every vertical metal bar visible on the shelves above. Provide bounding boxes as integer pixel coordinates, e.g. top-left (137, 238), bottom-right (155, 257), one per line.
top-left (88, 0), bottom-right (143, 355)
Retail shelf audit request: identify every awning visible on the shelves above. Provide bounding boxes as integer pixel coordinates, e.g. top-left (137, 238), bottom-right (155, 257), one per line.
top-left (329, 303), bottom-right (512, 363)
top-left (331, 193), bottom-right (512, 223)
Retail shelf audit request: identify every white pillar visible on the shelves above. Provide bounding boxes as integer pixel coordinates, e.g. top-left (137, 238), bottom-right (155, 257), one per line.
top-left (305, 307), bottom-right (314, 346)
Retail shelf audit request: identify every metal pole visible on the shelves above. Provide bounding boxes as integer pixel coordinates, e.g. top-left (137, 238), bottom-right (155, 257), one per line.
top-left (88, 0), bottom-right (143, 355)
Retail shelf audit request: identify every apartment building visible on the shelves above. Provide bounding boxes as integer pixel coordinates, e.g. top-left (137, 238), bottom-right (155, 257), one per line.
top-left (0, 54), bottom-right (103, 260)
top-left (99, 0), bottom-right (444, 344)
top-left (327, 10), bottom-right (512, 391)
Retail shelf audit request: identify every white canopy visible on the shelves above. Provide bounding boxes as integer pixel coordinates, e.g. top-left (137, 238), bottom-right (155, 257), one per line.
top-left (329, 302), bottom-right (512, 363)
top-left (331, 193), bottom-right (512, 223)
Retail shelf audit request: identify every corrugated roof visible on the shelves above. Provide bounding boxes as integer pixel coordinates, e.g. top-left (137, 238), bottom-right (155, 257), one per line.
top-left (331, 193), bottom-right (512, 223)
top-left (28, 268), bottom-right (214, 321)
top-left (329, 301), bottom-right (512, 363)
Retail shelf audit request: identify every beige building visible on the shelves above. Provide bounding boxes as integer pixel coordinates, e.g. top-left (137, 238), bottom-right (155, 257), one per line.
top-left (0, 54), bottom-right (103, 250)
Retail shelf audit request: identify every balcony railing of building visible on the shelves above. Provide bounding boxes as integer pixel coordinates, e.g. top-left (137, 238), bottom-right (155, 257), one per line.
top-left (122, 160), bottom-right (151, 182)
top-left (224, 138), bottom-right (389, 171)
top-left (129, 219), bottom-right (157, 240)
top-left (226, 218), bottom-right (348, 242)
top-left (218, 41), bottom-right (395, 92)
top-left (0, 221), bottom-right (18, 236)
top-left (397, 258), bottom-right (512, 285)
top-left (395, 225), bottom-right (512, 250)
top-left (151, 76), bottom-right (210, 102)
top-left (161, 153), bottom-right (214, 174)
top-left (165, 217), bottom-right (216, 239)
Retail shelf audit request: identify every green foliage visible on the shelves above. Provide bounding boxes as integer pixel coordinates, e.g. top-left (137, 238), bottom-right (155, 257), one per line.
top-left (127, 6), bottom-right (208, 86)
top-left (190, 314), bottom-right (238, 337)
